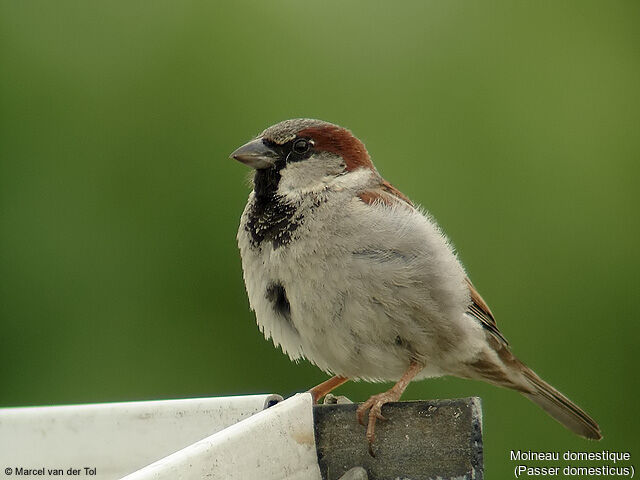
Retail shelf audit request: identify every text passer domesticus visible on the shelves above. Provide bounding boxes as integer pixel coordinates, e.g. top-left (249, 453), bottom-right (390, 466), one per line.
top-left (231, 118), bottom-right (601, 450)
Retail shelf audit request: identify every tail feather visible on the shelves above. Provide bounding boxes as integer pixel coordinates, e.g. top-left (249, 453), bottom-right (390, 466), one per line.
top-left (520, 365), bottom-right (602, 440)
top-left (469, 342), bottom-right (602, 440)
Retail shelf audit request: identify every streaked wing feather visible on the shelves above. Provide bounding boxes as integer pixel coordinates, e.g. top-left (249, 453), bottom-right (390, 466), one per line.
top-left (358, 180), bottom-right (414, 208)
top-left (465, 277), bottom-right (509, 345)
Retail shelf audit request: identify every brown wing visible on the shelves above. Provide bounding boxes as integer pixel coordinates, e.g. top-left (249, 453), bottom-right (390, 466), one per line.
top-left (380, 180), bottom-right (413, 206)
top-left (465, 277), bottom-right (509, 346)
top-left (358, 179), bottom-right (414, 208)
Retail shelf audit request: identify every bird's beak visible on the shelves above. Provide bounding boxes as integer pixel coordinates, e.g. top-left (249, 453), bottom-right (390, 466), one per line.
top-left (230, 138), bottom-right (278, 170)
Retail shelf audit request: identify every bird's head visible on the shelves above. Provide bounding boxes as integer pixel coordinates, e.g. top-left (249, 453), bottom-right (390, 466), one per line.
top-left (230, 119), bottom-right (376, 197)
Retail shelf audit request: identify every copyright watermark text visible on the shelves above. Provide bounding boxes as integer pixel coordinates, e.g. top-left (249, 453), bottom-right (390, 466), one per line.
top-left (4, 467), bottom-right (96, 476)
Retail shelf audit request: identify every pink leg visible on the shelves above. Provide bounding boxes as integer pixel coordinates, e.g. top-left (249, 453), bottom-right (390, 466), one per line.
top-left (308, 376), bottom-right (349, 403)
top-left (356, 361), bottom-right (423, 454)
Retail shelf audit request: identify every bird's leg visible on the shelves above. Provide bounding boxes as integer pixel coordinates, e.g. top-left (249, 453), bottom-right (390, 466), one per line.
top-left (308, 375), bottom-right (349, 404)
top-left (356, 360), bottom-right (423, 452)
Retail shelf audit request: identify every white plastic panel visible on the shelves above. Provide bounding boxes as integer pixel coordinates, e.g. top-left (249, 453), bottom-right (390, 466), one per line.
top-left (122, 393), bottom-right (322, 480)
top-left (0, 394), bottom-right (281, 480)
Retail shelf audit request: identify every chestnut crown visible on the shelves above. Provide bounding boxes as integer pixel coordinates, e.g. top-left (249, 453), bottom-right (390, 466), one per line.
top-left (231, 118), bottom-right (374, 173)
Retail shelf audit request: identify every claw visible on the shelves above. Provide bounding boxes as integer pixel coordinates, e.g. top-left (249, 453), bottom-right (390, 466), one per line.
top-left (366, 410), bottom-right (380, 457)
top-left (356, 404), bottom-right (368, 426)
top-left (354, 361), bottom-right (424, 457)
top-left (367, 414), bottom-right (378, 441)
top-left (371, 405), bottom-right (386, 426)
top-left (356, 398), bottom-right (378, 426)
top-left (356, 392), bottom-right (395, 456)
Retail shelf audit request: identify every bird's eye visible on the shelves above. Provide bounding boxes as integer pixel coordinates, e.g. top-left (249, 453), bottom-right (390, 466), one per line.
top-left (292, 138), bottom-right (311, 155)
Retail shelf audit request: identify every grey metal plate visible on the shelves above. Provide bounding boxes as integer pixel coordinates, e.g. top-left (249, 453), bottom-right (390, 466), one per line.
top-left (314, 397), bottom-right (483, 480)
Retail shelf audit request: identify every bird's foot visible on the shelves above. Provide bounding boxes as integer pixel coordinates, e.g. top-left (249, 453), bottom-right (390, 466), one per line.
top-left (356, 388), bottom-right (402, 454)
top-left (354, 361), bottom-right (424, 456)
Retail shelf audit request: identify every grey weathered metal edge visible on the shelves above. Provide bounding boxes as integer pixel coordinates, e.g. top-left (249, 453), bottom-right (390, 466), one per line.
top-left (314, 397), bottom-right (483, 480)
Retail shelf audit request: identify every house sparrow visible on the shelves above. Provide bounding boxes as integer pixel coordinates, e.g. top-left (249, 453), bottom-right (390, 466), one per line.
top-left (231, 118), bottom-right (601, 450)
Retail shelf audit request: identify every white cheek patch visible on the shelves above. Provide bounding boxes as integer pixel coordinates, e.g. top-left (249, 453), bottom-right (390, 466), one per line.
top-left (278, 157), bottom-right (375, 201)
top-left (277, 161), bottom-right (320, 195)
top-left (329, 168), bottom-right (373, 191)
top-left (277, 156), bottom-right (338, 196)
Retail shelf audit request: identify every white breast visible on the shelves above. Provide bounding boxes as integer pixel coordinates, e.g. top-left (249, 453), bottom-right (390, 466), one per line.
top-left (237, 173), bottom-right (485, 382)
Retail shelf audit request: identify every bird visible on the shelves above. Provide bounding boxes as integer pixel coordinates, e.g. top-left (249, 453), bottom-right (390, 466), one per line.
top-left (230, 118), bottom-right (602, 451)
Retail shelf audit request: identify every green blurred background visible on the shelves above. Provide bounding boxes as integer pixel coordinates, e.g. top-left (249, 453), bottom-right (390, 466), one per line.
top-left (1, 0), bottom-right (638, 476)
